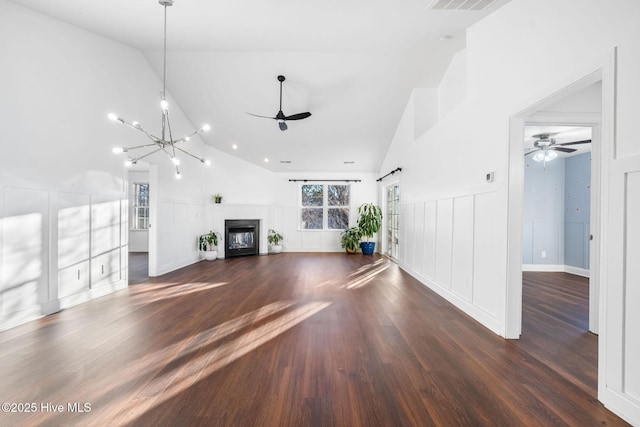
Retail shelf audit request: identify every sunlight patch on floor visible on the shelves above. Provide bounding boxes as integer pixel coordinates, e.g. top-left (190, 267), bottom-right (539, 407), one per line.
top-left (116, 301), bottom-right (332, 425)
top-left (131, 281), bottom-right (231, 304)
top-left (24, 301), bottom-right (296, 426)
top-left (345, 262), bottom-right (389, 289)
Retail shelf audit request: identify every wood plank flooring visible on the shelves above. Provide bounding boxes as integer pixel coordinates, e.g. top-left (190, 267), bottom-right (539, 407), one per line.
top-left (0, 254), bottom-right (629, 426)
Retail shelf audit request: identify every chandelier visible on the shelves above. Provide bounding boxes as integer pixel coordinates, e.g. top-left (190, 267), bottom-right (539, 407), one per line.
top-left (108, 0), bottom-right (210, 179)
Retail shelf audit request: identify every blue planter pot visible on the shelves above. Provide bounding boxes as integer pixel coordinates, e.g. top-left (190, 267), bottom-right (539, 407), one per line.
top-left (360, 241), bottom-right (376, 255)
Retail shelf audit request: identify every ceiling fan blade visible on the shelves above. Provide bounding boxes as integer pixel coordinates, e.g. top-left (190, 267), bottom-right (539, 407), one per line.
top-left (246, 112), bottom-right (276, 120)
top-left (558, 139), bottom-right (591, 146)
top-left (279, 121), bottom-right (288, 131)
top-left (284, 112), bottom-right (312, 121)
top-left (524, 149), bottom-right (540, 156)
top-left (550, 147), bottom-right (577, 153)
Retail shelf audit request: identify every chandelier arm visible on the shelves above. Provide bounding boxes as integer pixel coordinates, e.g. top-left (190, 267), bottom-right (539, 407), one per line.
top-left (164, 112), bottom-right (176, 147)
top-left (174, 145), bottom-right (205, 161)
top-left (120, 120), bottom-right (162, 143)
top-left (159, 145), bottom-right (177, 161)
top-left (125, 143), bottom-right (159, 151)
top-left (132, 147), bottom-right (163, 162)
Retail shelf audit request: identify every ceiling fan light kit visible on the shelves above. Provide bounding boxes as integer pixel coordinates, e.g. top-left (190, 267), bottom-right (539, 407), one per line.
top-left (108, 0), bottom-right (211, 179)
top-left (247, 75), bottom-right (312, 131)
top-left (525, 133), bottom-right (591, 164)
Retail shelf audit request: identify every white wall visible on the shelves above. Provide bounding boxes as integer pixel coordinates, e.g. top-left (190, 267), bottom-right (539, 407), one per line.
top-left (0, 1), bottom-right (139, 329)
top-left (380, 0), bottom-right (640, 423)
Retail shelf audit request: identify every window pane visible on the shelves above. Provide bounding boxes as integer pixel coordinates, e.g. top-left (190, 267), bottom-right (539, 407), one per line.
top-left (301, 208), bottom-right (323, 229)
top-left (301, 185), bottom-right (323, 206)
top-left (132, 183), bottom-right (150, 230)
top-left (328, 185), bottom-right (349, 206)
top-left (328, 207), bottom-right (349, 229)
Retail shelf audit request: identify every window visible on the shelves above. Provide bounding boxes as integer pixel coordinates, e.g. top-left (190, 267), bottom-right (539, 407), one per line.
top-left (300, 184), bottom-right (350, 230)
top-left (132, 183), bottom-right (149, 230)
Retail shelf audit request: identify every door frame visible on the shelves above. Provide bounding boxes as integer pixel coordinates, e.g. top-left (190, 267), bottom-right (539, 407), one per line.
top-left (505, 49), bottom-right (616, 402)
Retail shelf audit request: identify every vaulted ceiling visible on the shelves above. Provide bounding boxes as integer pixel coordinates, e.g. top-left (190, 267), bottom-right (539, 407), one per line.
top-left (8, 0), bottom-right (510, 172)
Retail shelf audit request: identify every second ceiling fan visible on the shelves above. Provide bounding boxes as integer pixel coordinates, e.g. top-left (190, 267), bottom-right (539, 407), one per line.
top-left (247, 75), bottom-right (312, 131)
top-left (525, 133), bottom-right (591, 162)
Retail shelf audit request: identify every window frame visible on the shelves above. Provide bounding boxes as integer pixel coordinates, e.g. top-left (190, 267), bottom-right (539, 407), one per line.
top-left (299, 183), bottom-right (351, 231)
top-left (131, 182), bottom-right (150, 231)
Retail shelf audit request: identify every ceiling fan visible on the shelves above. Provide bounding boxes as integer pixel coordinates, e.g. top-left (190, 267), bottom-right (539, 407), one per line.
top-left (247, 75), bottom-right (312, 131)
top-left (525, 133), bottom-right (591, 162)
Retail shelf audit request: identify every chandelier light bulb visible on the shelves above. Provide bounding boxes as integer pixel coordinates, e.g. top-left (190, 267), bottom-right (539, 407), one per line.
top-left (124, 159), bottom-right (133, 167)
top-left (201, 124), bottom-right (211, 132)
top-left (132, 121), bottom-right (140, 128)
top-left (184, 136), bottom-right (190, 141)
top-left (160, 100), bottom-right (169, 111)
top-left (171, 157), bottom-right (180, 165)
top-left (203, 159), bottom-right (211, 166)
top-left (107, 113), bottom-right (118, 121)
top-left (112, 147), bottom-right (125, 154)
top-left (175, 171), bottom-right (182, 180)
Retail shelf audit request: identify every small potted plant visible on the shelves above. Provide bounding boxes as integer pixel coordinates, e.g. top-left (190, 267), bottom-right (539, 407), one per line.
top-left (199, 230), bottom-right (219, 261)
top-left (267, 229), bottom-right (284, 254)
top-left (357, 203), bottom-right (382, 255)
top-left (211, 193), bottom-right (223, 204)
top-left (340, 226), bottom-right (361, 254)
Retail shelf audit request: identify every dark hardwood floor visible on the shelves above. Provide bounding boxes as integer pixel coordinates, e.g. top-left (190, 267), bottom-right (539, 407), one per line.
top-left (0, 255), bottom-right (629, 426)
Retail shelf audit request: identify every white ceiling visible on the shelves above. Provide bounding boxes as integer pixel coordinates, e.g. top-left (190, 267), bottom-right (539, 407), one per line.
top-left (8, 0), bottom-right (511, 172)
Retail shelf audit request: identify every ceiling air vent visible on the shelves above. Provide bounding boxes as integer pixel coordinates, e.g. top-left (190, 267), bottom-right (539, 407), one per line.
top-left (426, 0), bottom-right (498, 11)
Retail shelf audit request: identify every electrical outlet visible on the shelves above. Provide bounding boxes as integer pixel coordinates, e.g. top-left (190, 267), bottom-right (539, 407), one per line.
top-left (541, 250), bottom-right (547, 258)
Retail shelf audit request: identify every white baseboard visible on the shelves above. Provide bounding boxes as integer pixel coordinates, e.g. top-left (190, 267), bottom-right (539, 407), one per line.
top-left (522, 264), bottom-right (590, 278)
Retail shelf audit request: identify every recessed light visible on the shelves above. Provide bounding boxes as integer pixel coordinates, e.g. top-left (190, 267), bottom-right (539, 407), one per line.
top-left (264, 158), bottom-right (269, 163)
top-left (232, 144), bottom-right (238, 150)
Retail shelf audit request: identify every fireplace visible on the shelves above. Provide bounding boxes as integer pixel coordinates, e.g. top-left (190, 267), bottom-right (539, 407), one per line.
top-left (225, 219), bottom-right (260, 258)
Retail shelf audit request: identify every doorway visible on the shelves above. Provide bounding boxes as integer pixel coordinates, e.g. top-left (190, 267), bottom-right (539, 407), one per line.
top-left (385, 183), bottom-right (400, 259)
top-left (127, 162), bottom-right (151, 283)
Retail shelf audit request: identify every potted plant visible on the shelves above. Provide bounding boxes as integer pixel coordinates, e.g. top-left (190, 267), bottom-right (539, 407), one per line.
top-left (199, 230), bottom-right (219, 261)
top-left (340, 226), bottom-right (361, 254)
top-left (357, 203), bottom-right (382, 255)
top-left (267, 229), bottom-right (284, 254)
top-left (211, 193), bottom-right (223, 204)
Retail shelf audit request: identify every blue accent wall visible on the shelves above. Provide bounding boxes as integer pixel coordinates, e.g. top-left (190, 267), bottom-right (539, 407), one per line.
top-left (564, 153), bottom-right (591, 269)
top-left (522, 152), bottom-right (591, 270)
top-left (523, 157), bottom-right (565, 265)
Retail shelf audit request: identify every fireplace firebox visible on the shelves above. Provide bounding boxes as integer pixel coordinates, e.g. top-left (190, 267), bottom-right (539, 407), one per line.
top-left (225, 219), bottom-right (260, 258)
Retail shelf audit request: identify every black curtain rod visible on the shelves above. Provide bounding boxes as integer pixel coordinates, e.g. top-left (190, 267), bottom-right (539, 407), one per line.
top-left (376, 167), bottom-right (402, 182)
top-left (288, 179), bottom-right (361, 183)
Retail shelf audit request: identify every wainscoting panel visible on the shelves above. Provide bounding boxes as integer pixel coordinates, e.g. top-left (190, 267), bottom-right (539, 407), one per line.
top-left (452, 195), bottom-right (474, 302)
top-left (0, 183), bottom-right (127, 331)
top-left (625, 171), bottom-right (640, 401)
top-left (423, 200), bottom-right (437, 279)
top-left (435, 198), bottom-right (453, 289)
top-left (1, 187), bottom-right (50, 315)
top-left (404, 203), bottom-right (416, 270)
top-left (472, 191), bottom-right (505, 324)
top-left (57, 192), bottom-right (91, 298)
top-left (396, 189), bottom-right (504, 335)
top-left (413, 202), bottom-right (426, 274)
